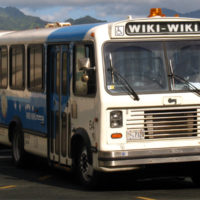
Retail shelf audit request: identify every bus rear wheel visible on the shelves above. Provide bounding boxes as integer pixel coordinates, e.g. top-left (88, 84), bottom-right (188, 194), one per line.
top-left (76, 144), bottom-right (98, 188)
top-left (12, 127), bottom-right (25, 167)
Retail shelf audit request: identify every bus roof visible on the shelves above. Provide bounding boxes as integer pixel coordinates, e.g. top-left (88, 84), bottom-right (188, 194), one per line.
top-left (47, 23), bottom-right (102, 43)
top-left (0, 23), bottom-right (104, 45)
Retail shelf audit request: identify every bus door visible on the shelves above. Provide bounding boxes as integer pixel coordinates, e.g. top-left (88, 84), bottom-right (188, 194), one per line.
top-left (48, 45), bottom-right (70, 164)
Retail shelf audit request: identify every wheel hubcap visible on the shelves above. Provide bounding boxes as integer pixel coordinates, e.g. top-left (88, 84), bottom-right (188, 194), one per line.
top-left (80, 148), bottom-right (93, 182)
top-left (13, 133), bottom-right (21, 162)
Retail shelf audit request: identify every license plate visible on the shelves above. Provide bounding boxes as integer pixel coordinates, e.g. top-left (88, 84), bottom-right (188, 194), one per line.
top-left (126, 129), bottom-right (145, 141)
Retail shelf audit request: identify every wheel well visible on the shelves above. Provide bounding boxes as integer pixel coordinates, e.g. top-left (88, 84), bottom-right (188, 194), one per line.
top-left (8, 118), bottom-right (22, 143)
top-left (71, 134), bottom-right (84, 160)
top-left (71, 129), bottom-right (92, 164)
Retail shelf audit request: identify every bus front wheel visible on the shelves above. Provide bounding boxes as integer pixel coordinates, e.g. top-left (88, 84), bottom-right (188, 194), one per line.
top-left (12, 127), bottom-right (25, 167)
top-left (76, 144), bottom-right (98, 188)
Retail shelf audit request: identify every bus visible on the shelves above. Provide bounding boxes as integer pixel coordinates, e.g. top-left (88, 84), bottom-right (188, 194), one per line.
top-left (1, 8), bottom-right (200, 186)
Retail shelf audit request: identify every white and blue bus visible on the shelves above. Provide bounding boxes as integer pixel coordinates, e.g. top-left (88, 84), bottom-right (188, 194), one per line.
top-left (1, 8), bottom-right (200, 186)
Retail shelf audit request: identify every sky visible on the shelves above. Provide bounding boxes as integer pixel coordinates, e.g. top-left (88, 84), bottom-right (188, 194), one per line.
top-left (1, 0), bottom-right (200, 22)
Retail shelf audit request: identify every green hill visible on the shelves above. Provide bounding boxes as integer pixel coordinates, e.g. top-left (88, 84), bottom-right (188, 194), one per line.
top-left (0, 7), bottom-right (106, 30)
top-left (0, 7), bottom-right (47, 30)
top-left (65, 16), bottom-right (106, 25)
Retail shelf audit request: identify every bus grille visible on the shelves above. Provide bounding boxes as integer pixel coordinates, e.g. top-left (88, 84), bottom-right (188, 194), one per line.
top-left (126, 107), bottom-right (200, 140)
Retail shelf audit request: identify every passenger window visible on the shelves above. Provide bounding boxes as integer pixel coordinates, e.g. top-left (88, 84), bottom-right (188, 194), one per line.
top-left (28, 45), bottom-right (43, 91)
top-left (0, 46), bottom-right (8, 88)
top-left (10, 45), bottom-right (25, 90)
top-left (73, 44), bottom-right (96, 96)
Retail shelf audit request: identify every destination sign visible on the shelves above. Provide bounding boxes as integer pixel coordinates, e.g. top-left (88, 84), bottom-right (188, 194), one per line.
top-left (125, 22), bottom-right (200, 35)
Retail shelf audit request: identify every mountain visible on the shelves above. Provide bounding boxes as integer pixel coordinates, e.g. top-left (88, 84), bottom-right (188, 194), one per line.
top-left (65, 16), bottom-right (106, 25)
top-left (181, 10), bottom-right (200, 18)
top-left (0, 7), bottom-right (106, 30)
top-left (162, 8), bottom-right (180, 16)
top-left (162, 8), bottom-right (200, 18)
top-left (1, 6), bottom-right (200, 30)
top-left (0, 7), bottom-right (47, 30)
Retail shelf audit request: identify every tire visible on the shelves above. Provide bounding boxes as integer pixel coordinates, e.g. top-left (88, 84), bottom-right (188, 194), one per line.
top-left (12, 126), bottom-right (25, 167)
top-left (76, 144), bottom-right (98, 188)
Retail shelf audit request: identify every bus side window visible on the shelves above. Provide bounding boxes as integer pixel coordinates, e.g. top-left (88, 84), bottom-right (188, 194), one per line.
top-left (0, 46), bottom-right (8, 88)
top-left (28, 45), bottom-right (44, 92)
top-left (73, 44), bottom-right (96, 96)
top-left (10, 45), bottom-right (25, 90)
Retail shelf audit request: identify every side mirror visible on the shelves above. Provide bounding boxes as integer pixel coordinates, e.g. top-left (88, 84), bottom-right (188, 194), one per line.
top-left (78, 58), bottom-right (90, 71)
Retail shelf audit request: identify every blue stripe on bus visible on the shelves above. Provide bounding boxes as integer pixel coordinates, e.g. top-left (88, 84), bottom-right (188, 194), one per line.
top-left (47, 23), bottom-right (101, 42)
top-left (0, 94), bottom-right (47, 135)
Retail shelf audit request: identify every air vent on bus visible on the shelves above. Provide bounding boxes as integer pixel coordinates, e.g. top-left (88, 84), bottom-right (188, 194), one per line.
top-left (126, 107), bottom-right (200, 140)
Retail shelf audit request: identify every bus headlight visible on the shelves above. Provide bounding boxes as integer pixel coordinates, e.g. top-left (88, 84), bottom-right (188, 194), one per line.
top-left (110, 111), bottom-right (123, 128)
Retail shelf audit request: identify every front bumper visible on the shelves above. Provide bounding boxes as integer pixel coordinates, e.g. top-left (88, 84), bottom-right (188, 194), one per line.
top-left (98, 146), bottom-right (200, 169)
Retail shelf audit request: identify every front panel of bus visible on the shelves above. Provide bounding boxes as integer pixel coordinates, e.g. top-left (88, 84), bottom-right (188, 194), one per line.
top-left (95, 20), bottom-right (200, 171)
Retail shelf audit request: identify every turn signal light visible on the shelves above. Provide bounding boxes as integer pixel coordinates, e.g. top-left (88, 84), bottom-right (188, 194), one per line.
top-left (111, 133), bottom-right (122, 139)
top-left (148, 8), bottom-right (166, 17)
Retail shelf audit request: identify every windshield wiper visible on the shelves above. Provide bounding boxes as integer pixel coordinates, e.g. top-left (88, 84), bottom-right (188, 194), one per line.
top-left (109, 53), bottom-right (139, 101)
top-left (169, 59), bottom-right (200, 96)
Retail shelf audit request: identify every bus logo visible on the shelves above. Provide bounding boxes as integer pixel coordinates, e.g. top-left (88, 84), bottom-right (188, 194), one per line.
top-left (168, 98), bottom-right (177, 104)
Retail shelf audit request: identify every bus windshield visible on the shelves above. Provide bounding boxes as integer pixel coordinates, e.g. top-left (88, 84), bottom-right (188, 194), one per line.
top-left (104, 41), bottom-right (200, 94)
top-left (167, 41), bottom-right (200, 90)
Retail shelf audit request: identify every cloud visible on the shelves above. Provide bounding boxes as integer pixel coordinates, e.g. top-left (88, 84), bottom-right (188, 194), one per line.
top-left (21, 6), bottom-right (73, 21)
top-left (1, 0), bottom-right (200, 21)
top-left (1, 0), bottom-right (200, 12)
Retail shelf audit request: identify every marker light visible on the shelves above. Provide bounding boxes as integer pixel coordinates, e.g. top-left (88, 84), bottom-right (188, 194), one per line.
top-left (174, 14), bottom-right (180, 17)
top-left (111, 133), bottom-right (122, 139)
top-left (148, 8), bottom-right (166, 18)
top-left (90, 32), bottom-right (95, 37)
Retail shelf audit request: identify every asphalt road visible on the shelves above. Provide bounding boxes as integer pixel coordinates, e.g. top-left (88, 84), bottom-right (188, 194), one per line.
top-left (0, 147), bottom-right (200, 200)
